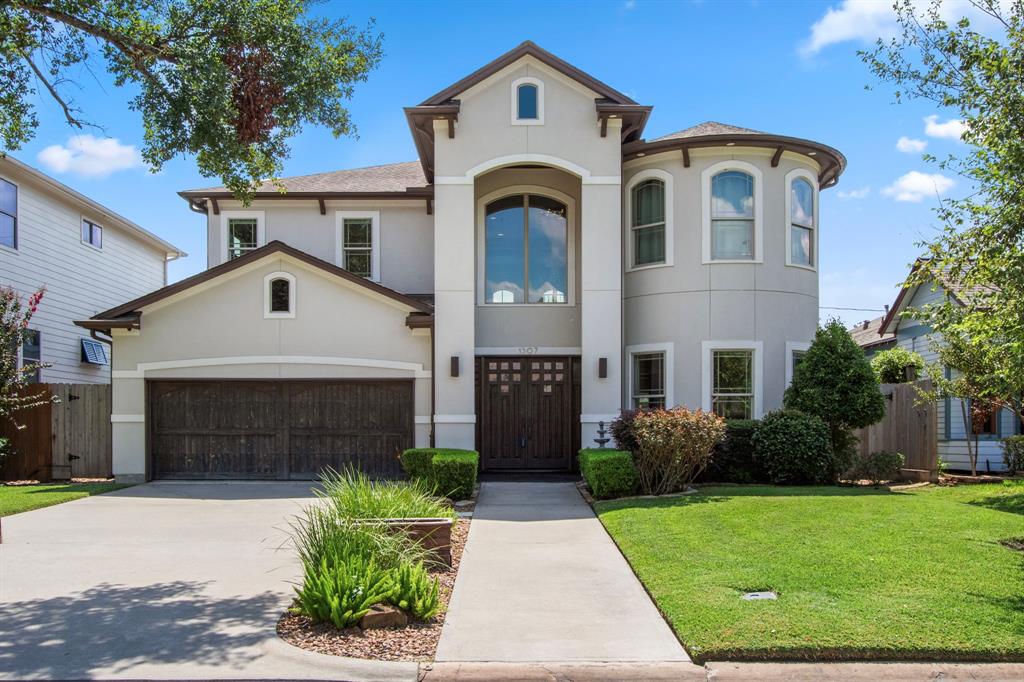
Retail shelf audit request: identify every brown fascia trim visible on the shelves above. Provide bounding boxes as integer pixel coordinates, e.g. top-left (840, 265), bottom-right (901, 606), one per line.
top-left (178, 187), bottom-right (434, 213)
top-left (595, 102), bottom-right (652, 143)
top-left (405, 104), bottom-right (461, 184)
top-left (623, 134), bottom-right (848, 189)
top-left (74, 314), bottom-right (141, 333)
top-left (405, 313), bottom-right (434, 329)
top-left (91, 240), bottom-right (433, 323)
top-left (419, 40), bottom-right (637, 107)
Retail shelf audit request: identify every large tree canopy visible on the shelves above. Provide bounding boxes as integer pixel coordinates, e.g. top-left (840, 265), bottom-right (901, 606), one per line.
top-left (1, 1), bottom-right (383, 201)
top-left (861, 0), bottom-right (1024, 428)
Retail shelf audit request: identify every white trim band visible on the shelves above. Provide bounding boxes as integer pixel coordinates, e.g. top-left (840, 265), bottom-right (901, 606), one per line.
top-left (433, 414), bottom-right (477, 424)
top-left (581, 413), bottom-right (620, 423)
top-left (112, 356), bottom-right (431, 378)
top-left (111, 414), bottom-right (145, 423)
top-left (414, 416), bottom-right (432, 424)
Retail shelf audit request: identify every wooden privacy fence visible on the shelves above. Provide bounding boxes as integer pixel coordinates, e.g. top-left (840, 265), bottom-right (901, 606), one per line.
top-left (0, 383), bottom-right (111, 481)
top-left (853, 380), bottom-right (938, 479)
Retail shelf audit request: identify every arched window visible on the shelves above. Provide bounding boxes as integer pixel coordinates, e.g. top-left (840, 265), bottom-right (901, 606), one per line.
top-left (788, 175), bottom-right (815, 268)
top-left (264, 272), bottom-right (296, 318)
top-left (630, 179), bottom-right (666, 266)
top-left (511, 77), bottom-right (544, 125)
top-left (710, 170), bottom-right (755, 260)
top-left (484, 194), bottom-right (567, 304)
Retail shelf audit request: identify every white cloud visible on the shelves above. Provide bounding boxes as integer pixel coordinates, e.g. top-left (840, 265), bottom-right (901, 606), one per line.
top-left (837, 186), bottom-right (870, 200)
top-left (881, 171), bottom-right (954, 202)
top-left (896, 136), bottom-right (927, 153)
top-left (923, 114), bottom-right (967, 140)
top-left (800, 0), bottom-right (898, 57)
top-left (37, 135), bottom-right (144, 178)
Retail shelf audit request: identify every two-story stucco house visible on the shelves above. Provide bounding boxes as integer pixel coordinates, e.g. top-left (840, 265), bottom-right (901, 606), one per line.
top-left (81, 42), bottom-right (846, 482)
top-left (1, 155), bottom-right (184, 384)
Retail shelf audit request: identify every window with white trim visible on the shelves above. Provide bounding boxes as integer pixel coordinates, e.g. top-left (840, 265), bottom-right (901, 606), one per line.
top-left (263, 271), bottom-right (296, 319)
top-left (790, 177), bottom-right (815, 267)
top-left (712, 349), bottom-right (754, 419)
top-left (710, 170), bottom-right (755, 260)
top-left (335, 211), bottom-right (380, 281)
top-left (631, 179), bottom-right (666, 267)
top-left (227, 217), bottom-right (258, 259)
top-left (0, 177), bottom-right (16, 250)
top-left (81, 218), bottom-right (103, 249)
top-left (631, 352), bottom-right (666, 409)
top-left (511, 77), bottom-right (544, 125)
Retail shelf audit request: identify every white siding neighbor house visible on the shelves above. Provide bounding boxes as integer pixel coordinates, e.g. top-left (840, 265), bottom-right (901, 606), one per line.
top-left (1, 155), bottom-right (184, 384)
top-left (856, 259), bottom-right (1019, 473)
top-left (81, 41), bottom-right (847, 482)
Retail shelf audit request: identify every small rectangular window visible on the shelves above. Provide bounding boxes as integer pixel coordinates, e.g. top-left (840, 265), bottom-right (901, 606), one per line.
top-left (0, 177), bottom-right (16, 249)
top-left (81, 338), bottom-right (109, 365)
top-left (712, 349), bottom-right (753, 419)
top-left (343, 218), bottom-right (373, 278)
top-left (22, 329), bottom-right (41, 383)
top-left (632, 352), bottom-right (666, 410)
top-left (792, 350), bottom-right (807, 375)
top-left (82, 219), bottom-right (103, 249)
top-left (227, 218), bottom-right (258, 259)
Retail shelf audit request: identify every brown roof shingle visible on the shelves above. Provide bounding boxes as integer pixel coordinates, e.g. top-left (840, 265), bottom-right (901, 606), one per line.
top-left (181, 161), bottom-right (428, 196)
top-left (849, 315), bottom-right (896, 349)
top-left (653, 121), bottom-right (766, 142)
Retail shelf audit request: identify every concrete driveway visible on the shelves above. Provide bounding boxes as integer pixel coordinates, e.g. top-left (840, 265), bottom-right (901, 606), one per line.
top-left (0, 482), bottom-right (417, 681)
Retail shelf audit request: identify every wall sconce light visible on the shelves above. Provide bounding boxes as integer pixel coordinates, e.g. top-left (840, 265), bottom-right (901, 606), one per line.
top-left (450, 356), bottom-right (460, 378)
top-left (598, 357), bottom-right (608, 379)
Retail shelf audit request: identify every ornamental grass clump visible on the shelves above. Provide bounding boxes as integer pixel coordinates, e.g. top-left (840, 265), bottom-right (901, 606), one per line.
top-left (632, 407), bottom-right (726, 495)
top-left (319, 466), bottom-right (455, 521)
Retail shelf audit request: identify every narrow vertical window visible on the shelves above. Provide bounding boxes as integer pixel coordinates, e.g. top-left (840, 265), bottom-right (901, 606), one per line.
top-left (517, 84), bottom-right (538, 120)
top-left (631, 179), bottom-right (666, 266)
top-left (270, 278), bottom-right (290, 313)
top-left (21, 329), bottom-right (41, 383)
top-left (632, 352), bottom-right (666, 409)
top-left (0, 178), bottom-right (16, 249)
top-left (712, 349), bottom-right (753, 419)
top-left (343, 218), bottom-right (373, 278)
top-left (711, 171), bottom-right (754, 260)
top-left (227, 218), bottom-right (258, 259)
top-left (790, 177), bottom-right (814, 267)
top-left (82, 219), bottom-right (103, 248)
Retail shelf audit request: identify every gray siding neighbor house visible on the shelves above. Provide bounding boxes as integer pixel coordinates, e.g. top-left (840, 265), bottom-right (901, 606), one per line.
top-left (79, 41), bottom-right (848, 483)
top-left (0, 155), bottom-right (184, 384)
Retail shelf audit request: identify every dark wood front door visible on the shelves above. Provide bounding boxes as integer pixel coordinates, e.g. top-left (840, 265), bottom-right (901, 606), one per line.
top-left (147, 379), bottom-right (413, 480)
top-left (477, 356), bottom-right (579, 470)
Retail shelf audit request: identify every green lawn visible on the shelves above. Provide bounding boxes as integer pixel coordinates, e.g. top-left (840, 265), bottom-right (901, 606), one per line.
top-left (0, 482), bottom-right (129, 517)
top-left (596, 482), bottom-right (1024, 663)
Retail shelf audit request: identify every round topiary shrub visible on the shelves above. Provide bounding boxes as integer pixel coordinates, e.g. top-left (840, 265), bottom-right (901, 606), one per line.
top-left (870, 347), bottom-right (925, 384)
top-left (752, 410), bottom-right (834, 484)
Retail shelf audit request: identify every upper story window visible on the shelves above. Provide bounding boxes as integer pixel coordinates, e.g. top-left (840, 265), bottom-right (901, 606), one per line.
top-left (787, 171), bottom-right (817, 269)
top-left (336, 211), bottom-right (380, 281)
top-left (511, 77), bottom-right (544, 125)
top-left (631, 180), bottom-right (666, 267)
top-left (711, 171), bottom-right (754, 260)
top-left (264, 271), bottom-right (296, 319)
top-left (701, 161), bottom-right (763, 264)
top-left (228, 217), bottom-right (258, 259)
top-left (0, 177), bottom-right (17, 250)
top-left (81, 218), bottom-right (103, 249)
top-left (485, 194), bottom-right (567, 304)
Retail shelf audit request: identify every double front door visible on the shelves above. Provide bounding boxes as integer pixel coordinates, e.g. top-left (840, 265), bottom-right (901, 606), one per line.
top-left (476, 356), bottom-right (580, 470)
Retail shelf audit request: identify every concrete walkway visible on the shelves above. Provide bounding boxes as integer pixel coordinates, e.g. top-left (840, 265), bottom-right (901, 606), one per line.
top-left (434, 481), bottom-right (688, 663)
top-left (0, 482), bottom-right (416, 681)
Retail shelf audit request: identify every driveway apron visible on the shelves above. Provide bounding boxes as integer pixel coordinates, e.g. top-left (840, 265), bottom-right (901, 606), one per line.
top-left (434, 481), bottom-right (688, 663)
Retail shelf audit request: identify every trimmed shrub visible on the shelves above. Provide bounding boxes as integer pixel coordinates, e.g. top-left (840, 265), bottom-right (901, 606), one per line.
top-left (579, 449), bottom-right (638, 499)
top-left (871, 347), bottom-right (926, 384)
top-left (399, 448), bottom-right (436, 480)
top-left (431, 451), bottom-right (479, 500)
top-left (400, 448), bottom-right (479, 500)
top-left (632, 408), bottom-right (726, 495)
top-left (609, 410), bottom-right (639, 453)
top-left (848, 450), bottom-right (905, 485)
top-left (706, 419), bottom-right (767, 483)
top-left (753, 410), bottom-right (834, 485)
top-left (1004, 435), bottom-right (1024, 475)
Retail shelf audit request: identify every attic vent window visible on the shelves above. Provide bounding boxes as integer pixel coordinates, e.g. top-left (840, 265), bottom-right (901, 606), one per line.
top-left (263, 271), bottom-right (296, 319)
top-left (81, 338), bottom-right (109, 365)
top-left (511, 77), bottom-right (544, 125)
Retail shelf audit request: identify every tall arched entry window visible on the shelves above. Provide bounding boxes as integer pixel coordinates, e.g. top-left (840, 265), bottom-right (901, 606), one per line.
top-left (484, 194), bottom-right (568, 304)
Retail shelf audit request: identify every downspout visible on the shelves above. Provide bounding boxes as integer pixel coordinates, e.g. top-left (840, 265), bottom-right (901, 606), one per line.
top-left (430, 323), bottom-right (436, 447)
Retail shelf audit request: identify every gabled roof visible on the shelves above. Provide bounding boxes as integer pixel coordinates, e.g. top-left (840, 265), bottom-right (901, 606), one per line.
top-left (419, 40), bottom-right (637, 106)
top-left (180, 161), bottom-right (428, 196)
top-left (1, 155), bottom-right (185, 259)
top-left (849, 315), bottom-right (896, 349)
top-left (878, 258), bottom-right (997, 335)
top-left (76, 241), bottom-right (432, 333)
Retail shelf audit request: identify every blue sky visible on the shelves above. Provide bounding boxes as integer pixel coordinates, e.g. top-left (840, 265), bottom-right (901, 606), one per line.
top-left (11, 0), bottom-right (980, 326)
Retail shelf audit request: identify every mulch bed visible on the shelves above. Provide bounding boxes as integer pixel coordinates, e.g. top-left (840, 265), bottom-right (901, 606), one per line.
top-left (276, 517), bottom-right (470, 662)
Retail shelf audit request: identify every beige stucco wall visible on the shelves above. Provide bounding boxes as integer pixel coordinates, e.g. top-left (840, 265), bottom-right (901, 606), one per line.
top-left (109, 253), bottom-right (432, 480)
top-left (206, 200), bottom-right (434, 295)
top-left (622, 148), bottom-right (822, 414)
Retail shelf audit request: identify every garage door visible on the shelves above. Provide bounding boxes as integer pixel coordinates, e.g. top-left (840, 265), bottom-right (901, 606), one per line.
top-left (148, 380), bottom-right (413, 480)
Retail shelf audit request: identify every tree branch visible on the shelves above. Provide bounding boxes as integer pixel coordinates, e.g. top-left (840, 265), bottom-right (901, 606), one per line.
top-left (21, 50), bottom-right (83, 129)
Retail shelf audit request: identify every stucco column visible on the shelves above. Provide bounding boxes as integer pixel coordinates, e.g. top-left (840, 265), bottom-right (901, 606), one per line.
top-left (432, 181), bottom-right (477, 449)
top-left (580, 181), bottom-right (623, 447)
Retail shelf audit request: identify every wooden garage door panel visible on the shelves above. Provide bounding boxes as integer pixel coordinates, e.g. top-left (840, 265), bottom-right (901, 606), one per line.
top-left (148, 380), bottom-right (413, 480)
